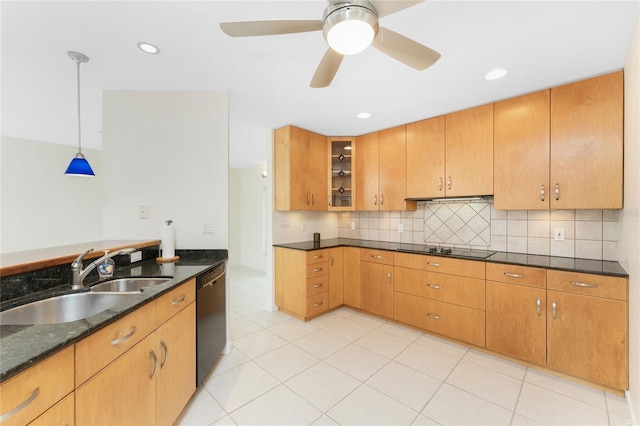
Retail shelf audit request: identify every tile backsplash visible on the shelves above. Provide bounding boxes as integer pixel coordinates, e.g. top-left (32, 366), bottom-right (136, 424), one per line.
top-left (338, 199), bottom-right (620, 261)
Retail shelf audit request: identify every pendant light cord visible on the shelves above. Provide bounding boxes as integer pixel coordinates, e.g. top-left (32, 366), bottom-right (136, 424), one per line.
top-left (76, 58), bottom-right (82, 154)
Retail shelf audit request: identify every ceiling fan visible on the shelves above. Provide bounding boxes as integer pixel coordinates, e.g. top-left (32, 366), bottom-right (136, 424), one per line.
top-left (219, 0), bottom-right (441, 88)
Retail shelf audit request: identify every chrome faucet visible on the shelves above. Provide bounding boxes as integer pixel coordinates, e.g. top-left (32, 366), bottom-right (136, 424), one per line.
top-left (70, 247), bottom-right (136, 290)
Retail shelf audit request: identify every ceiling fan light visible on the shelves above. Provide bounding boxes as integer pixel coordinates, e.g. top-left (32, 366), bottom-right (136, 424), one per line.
top-left (327, 20), bottom-right (375, 55)
top-left (323, 2), bottom-right (379, 56)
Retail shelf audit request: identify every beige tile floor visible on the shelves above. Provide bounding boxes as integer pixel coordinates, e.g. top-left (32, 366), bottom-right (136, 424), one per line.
top-left (176, 266), bottom-right (632, 426)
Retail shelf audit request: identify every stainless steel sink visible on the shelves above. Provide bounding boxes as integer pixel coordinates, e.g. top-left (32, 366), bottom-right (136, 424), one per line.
top-left (89, 277), bottom-right (171, 293)
top-left (0, 293), bottom-right (137, 325)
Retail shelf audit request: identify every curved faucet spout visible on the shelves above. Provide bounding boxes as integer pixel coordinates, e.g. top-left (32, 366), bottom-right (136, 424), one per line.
top-left (70, 248), bottom-right (135, 290)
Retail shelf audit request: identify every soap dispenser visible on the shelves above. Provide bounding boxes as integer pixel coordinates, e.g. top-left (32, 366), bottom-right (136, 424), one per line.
top-left (97, 250), bottom-right (115, 278)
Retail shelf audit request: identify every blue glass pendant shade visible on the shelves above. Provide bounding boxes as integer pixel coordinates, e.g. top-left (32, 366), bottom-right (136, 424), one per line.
top-left (64, 152), bottom-right (95, 176)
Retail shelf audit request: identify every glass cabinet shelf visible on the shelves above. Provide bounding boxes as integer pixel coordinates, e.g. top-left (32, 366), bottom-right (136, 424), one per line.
top-left (328, 138), bottom-right (355, 210)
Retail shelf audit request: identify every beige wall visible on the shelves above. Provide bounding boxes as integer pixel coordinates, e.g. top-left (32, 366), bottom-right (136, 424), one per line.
top-left (102, 91), bottom-right (229, 250)
top-left (622, 10), bottom-right (640, 425)
top-left (0, 137), bottom-right (103, 253)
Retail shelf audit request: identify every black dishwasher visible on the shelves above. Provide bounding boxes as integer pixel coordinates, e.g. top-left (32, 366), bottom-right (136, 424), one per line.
top-left (196, 262), bottom-right (226, 384)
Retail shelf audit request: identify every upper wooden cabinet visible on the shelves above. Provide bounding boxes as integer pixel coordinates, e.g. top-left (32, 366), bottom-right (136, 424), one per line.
top-left (445, 104), bottom-right (494, 197)
top-left (407, 105), bottom-right (493, 199)
top-left (328, 137), bottom-right (356, 211)
top-left (274, 125), bottom-right (328, 211)
top-left (406, 115), bottom-right (446, 199)
top-left (494, 90), bottom-right (551, 210)
top-left (494, 71), bottom-right (623, 210)
top-left (550, 71), bottom-right (623, 209)
top-left (356, 126), bottom-right (416, 211)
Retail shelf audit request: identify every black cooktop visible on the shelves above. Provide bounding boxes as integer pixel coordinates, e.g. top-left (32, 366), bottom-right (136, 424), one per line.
top-left (396, 245), bottom-right (496, 260)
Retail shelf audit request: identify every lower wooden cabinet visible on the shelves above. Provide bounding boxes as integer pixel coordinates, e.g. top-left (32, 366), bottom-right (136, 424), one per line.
top-left (361, 261), bottom-right (394, 319)
top-left (328, 247), bottom-right (344, 309)
top-left (546, 270), bottom-right (628, 390)
top-left (29, 393), bottom-right (74, 426)
top-left (0, 346), bottom-right (74, 426)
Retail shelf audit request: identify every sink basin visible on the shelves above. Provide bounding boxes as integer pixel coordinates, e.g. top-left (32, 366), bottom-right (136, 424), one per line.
top-left (89, 277), bottom-right (171, 293)
top-left (0, 293), bottom-right (137, 325)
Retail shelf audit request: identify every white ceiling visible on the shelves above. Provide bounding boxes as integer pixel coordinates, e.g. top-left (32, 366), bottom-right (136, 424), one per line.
top-left (1, 1), bottom-right (638, 168)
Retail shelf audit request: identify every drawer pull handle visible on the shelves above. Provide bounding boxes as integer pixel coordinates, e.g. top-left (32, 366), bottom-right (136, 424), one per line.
top-left (427, 262), bottom-right (441, 267)
top-left (150, 350), bottom-right (158, 379)
top-left (330, 256), bottom-right (334, 266)
top-left (540, 185), bottom-right (545, 202)
top-left (313, 283), bottom-right (324, 288)
top-left (313, 255), bottom-right (324, 259)
top-left (111, 326), bottom-right (137, 346)
top-left (555, 183), bottom-right (560, 200)
top-left (380, 194), bottom-right (384, 206)
top-left (313, 268), bottom-right (323, 273)
top-left (374, 194), bottom-right (377, 206)
top-left (172, 295), bottom-right (187, 306)
top-left (371, 255), bottom-right (383, 259)
top-left (570, 281), bottom-right (598, 288)
top-left (427, 284), bottom-right (441, 289)
top-left (387, 272), bottom-right (391, 284)
top-left (427, 313), bottom-right (441, 320)
top-left (504, 272), bottom-right (525, 278)
top-left (313, 301), bottom-right (323, 308)
top-left (438, 177), bottom-right (443, 191)
top-left (447, 176), bottom-right (452, 190)
top-left (552, 300), bottom-right (557, 319)
top-left (160, 340), bottom-right (169, 368)
top-left (536, 298), bottom-right (541, 316)
top-left (0, 387), bottom-right (39, 422)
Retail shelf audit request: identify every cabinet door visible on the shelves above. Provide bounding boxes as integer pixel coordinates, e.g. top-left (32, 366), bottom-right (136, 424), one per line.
top-left (445, 104), bottom-right (494, 197)
top-left (361, 262), bottom-right (393, 319)
top-left (486, 282), bottom-right (546, 366)
top-left (550, 71), bottom-right (623, 209)
top-left (494, 90), bottom-right (550, 210)
top-left (343, 247), bottom-right (361, 308)
top-left (328, 247), bottom-right (344, 309)
top-left (378, 125), bottom-right (415, 211)
top-left (406, 116), bottom-right (446, 199)
top-left (355, 132), bottom-right (379, 211)
top-left (29, 393), bottom-right (74, 426)
top-left (308, 131), bottom-right (328, 210)
top-left (547, 290), bottom-right (627, 389)
top-left (289, 126), bottom-right (312, 210)
top-left (76, 334), bottom-right (156, 426)
top-left (328, 137), bottom-right (355, 210)
top-left (156, 303), bottom-right (196, 426)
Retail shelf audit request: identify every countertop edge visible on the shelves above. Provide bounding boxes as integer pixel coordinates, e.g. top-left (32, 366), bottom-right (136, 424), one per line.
top-left (273, 238), bottom-right (629, 278)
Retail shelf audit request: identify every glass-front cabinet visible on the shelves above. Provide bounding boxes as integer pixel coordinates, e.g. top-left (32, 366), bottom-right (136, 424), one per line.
top-left (328, 137), bottom-right (356, 210)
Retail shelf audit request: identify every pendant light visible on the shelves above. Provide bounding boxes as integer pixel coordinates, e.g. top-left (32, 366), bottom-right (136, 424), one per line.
top-left (64, 51), bottom-right (95, 177)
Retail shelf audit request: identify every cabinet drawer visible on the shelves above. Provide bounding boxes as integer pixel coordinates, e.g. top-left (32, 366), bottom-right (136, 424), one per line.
top-left (156, 279), bottom-right (196, 326)
top-left (307, 250), bottom-right (329, 264)
top-left (307, 275), bottom-right (328, 297)
top-left (75, 301), bottom-right (155, 386)
top-left (306, 262), bottom-right (328, 278)
top-left (423, 299), bottom-right (485, 347)
top-left (306, 292), bottom-right (329, 317)
top-left (547, 270), bottom-right (627, 301)
top-left (361, 249), bottom-right (394, 265)
top-left (395, 266), bottom-right (485, 310)
top-left (0, 346), bottom-right (74, 426)
top-left (28, 392), bottom-right (74, 426)
top-left (486, 263), bottom-right (546, 288)
top-left (394, 253), bottom-right (485, 278)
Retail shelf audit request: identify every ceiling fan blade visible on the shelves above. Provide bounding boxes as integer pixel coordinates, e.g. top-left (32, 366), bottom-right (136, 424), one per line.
top-left (220, 20), bottom-right (322, 37)
top-left (371, 26), bottom-right (440, 70)
top-left (370, 1), bottom-right (424, 18)
top-left (310, 49), bottom-right (344, 88)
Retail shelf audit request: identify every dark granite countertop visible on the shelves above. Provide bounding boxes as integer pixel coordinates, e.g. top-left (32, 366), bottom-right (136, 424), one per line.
top-left (0, 250), bottom-right (227, 383)
top-left (274, 238), bottom-right (629, 277)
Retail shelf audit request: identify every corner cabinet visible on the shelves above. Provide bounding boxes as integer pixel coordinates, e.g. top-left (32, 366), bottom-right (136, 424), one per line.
top-left (494, 71), bottom-right (623, 210)
top-left (327, 137), bottom-right (356, 211)
top-left (355, 127), bottom-right (416, 211)
top-left (274, 125), bottom-right (327, 211)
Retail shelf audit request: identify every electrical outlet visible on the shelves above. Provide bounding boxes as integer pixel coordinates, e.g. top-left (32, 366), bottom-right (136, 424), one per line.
top-left (130, 251), bottom-right (142, 263)
top-left (202, 221), bottom-right (215, 233)
top-left (280, 218), bottom-right (290, 228)
top-left (351, 222), bottom-right (356, 231)
top-left (138, 205), bottom-right (148, 219)
top-left (302, 222), bottom-right (307, 232)
top-left (398, 223), bottom-right (404, 233)
top-left (554, 227), bottom-right (565, 241)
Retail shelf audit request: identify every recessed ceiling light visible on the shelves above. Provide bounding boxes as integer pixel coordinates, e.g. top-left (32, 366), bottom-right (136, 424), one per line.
top-left (485, 68), bottom-right (508, 80)
top-left (137, 42), bottom-right (159, 54)
top-left (357, 112), bottom-right (371, 119)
